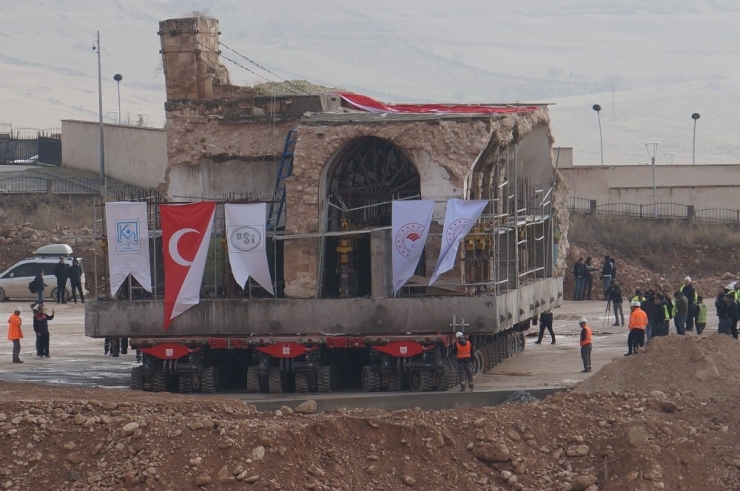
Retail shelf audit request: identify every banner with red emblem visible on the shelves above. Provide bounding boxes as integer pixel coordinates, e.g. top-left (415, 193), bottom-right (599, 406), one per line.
top-left (161, 201), bottom-right (216, 330)
top-left (391, 200), bottom-right (434, 293)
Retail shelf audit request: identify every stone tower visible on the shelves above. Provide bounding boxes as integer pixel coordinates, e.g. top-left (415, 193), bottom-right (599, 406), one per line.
top-left (158, 17), bottom-right (230, 101)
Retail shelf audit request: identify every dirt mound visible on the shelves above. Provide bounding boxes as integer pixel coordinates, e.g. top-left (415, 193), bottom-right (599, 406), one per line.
top-left (576, 334), bottom-right (740, 399)
top-left (2, 381), bottom-right (740, 490)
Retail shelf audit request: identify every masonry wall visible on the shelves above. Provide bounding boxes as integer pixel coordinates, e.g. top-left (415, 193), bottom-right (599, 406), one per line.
top-left (61, 120), bottom-right (167, 189)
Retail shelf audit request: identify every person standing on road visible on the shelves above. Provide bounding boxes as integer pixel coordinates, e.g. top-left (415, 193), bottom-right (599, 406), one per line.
top-left (7, 307), bottom-right (23, 364)
top-left (606, 280), bottom-right (624, 326)
top-left (534, 310), bottom-right (555, 344)
top-left (661, 289), bottom-right (674, 336)
top-left (695, 296), bottom-right (707, 335)
top-left (600, 256), bottom-right (613, 298)
top-left (579, 318), bottom-right (592, 373)
top-left (717, 293), bottom-right (736, 337)
top-left (673, 291), bottom-right (688, 335)
top-left (680, 277), bottom-right (697, 332)
top-left (30, 270), bottom-right (47, 310)
top-left (573, 258), bottom-right (586, 301)
top-left (53, 257), bottom-right (69, 304)
top-left (454, 332), bottom-right (474, 392)
top-left (641, 291), bottom-right (656, 341)
top-left (626, 301), bottom-right (647, 356)
top-left (650, 296), bottom-right (666, 338)
top-left (584, 257), bottom-right (595, 300)
top-left (68, 259), bottom-right (84, 304)
top-left (32, 304), bottom-right (54, 358)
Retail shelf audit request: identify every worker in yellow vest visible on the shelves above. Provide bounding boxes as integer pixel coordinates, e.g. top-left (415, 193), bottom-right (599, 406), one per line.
top-left (694, 296), bottom-right (707, 335)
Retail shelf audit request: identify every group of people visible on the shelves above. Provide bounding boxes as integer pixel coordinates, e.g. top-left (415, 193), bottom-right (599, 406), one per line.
top-left (6, 303), bottom-right (55, 363)
top-left (573, 255), bottom-right (617, 301)
top-left (30, 256), bottom-right (84, 309)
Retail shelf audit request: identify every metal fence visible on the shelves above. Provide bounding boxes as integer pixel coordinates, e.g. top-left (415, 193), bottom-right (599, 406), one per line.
top-left (569, 197), bottom-right (740, 225)
top-left (0, 174), bottom-right (158, 197)
top-left (0, 124), bottom-right (61, 165)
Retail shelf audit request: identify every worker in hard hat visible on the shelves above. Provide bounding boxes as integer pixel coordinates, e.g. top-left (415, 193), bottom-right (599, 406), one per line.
top-left (626, 300), bottom-right (647, 356)
top-left (579, 318), bottom-right (592, 373)
top-left (454, 332), bottom-right (474, 392)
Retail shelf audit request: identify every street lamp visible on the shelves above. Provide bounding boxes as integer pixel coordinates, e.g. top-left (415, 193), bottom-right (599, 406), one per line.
top-left (592, 104), bottom-right (604, 166)
top-left (113, 74), bottom-right (122, 125)
top-left (92, 31), bottom-right (106, 196)
top-left (691, 113), bottom-right (700, 165)
top-left (645, 142), bottom-right (659, 218)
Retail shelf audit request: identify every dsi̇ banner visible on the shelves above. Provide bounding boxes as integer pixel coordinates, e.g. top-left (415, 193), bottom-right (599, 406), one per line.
top-left (392, 200), bottom-right (434, 293)
top-left (429, 199), bottom-right (488, 285)
top-left (161, 201), bottom-right (216, 330)
top-left (104, 202), bottom-right (152, 296)
top-left (224, 203), bottom-right (274, 295)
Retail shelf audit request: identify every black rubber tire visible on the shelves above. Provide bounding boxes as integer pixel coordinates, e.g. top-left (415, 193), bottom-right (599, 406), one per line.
top-left (409, 369), bottom-right (433, 392)
top-left (201, 366), bottom-right (216, 393)
top-left (472, 351), bottom-right (484, 376)
top-left (362, 366), bottom-right (380, 392)
top-left (294, 373), bottom-right (309, 393)
top-left (317, 366), bottom-right (334, 393)
top-left (447, 361), bottom-right (459, 389)
top-left (178, 374), bottom-right (192, 393)
top-left (246, 366), bottom-right (260, 393)
top-left (388, 371), bottom-right (402, 391)
top-left (130, 367), bottom-right (143, 391)
top-left (484, 344), bottom-right (496, 371)
top-left (518, 332), bottom-right (526, 353)
top-left (152, 368), bottom-right (166, 393)
top-left (267, 367), bottom-right (282, 394)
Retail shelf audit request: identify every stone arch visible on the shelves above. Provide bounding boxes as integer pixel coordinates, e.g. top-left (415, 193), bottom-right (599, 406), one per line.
top-left (318, 136), bottom-right (421, 298)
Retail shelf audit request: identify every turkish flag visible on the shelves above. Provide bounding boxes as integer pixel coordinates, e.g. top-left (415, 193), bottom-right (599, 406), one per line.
top-left (161, 201), bottom-right (216, 330)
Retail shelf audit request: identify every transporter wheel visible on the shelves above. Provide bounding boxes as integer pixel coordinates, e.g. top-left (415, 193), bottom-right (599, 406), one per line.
top-left (280, 372), bottom-right (296, 393)
top-left (388, 371), bottom-right (402, 392)
top-left (213, 366), bottom-right (222, 392)
top-left (432, 365), bottom-right (449, 392)
top-left (518, 332), bottom-right (526, 353)
top-left (361, 366), bottom-right (380, 392)
top-left (317, 366), bottom-right (335, 393)
top-left (510, 333), bottom-right (518, 357)
top-left (178, 374), bottom-right (193, 393)
top-left (267, 367), bottom-right (282, 394)
top-left (246, 366), bottom-right (260, 393)
top-left (130, 367), bottom-right (144, 391)
top-left (484, 344), bottom-right (496, 371)
top-left (445, 360), bottom-right (458, 390)
top-left (152, 368), bottom-right (166, 393)
top-left (295, 373), bottom-right (309, 393)
top-left (201, 367), bottom-right (216, 393)
top-left (409, 369), bottom-right (433, 392)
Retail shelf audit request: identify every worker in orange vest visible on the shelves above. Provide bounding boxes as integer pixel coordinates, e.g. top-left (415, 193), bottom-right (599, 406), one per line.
top-left (626, 300), bottom-right (647, 356)
top-left (455, 332), bottom-right (474, 392)
top-left (579, 318), bottom-right (592, 373)
top-left (7, 306), bottom-right (23, 364)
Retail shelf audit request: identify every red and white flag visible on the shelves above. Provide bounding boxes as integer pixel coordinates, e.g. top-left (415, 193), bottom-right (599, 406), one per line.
top-left (429, 199), bottom-right (488, 285)
top-left (392, 200), bottom-right (434, 293)
top-left (161, 201), bottom-right (216, 330)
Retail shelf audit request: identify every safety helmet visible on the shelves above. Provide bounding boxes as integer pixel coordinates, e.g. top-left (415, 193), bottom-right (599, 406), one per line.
top-left (455, 332), bottom-right (464, 338)
top-left (630, 300), bottom-right (641, 307)
top-left (578, 318), bottom-right (587, 324)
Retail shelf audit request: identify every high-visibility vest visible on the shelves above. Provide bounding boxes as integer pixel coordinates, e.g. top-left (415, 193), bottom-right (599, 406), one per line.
top-left (628, 309), bottom-right (647, 330)
top-left (696, 304), bottom-right (707, 324)
top-left (662, 304), bottom-right (670, 321)
top-left (456, 341), bottom-right (472, 359)
top-left (631, 295), bottom-right (644, 303)
top-left (580, 325), bottom-right (592, 347)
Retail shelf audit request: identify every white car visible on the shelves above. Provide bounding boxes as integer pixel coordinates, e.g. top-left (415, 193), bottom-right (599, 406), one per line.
top-left (11, 155), bottom-right (39, 164)
top-left (0, 245), bottom-right (85, 302)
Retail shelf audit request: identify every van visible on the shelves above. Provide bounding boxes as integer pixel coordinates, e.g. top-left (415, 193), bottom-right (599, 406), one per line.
top-left (0, 244), bottom-right (85, 302)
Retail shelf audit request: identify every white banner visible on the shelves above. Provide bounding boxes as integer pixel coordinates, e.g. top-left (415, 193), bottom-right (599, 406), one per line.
top-left (429, 199), bottom-right (488, 286)
top-left (105, 202), bottom-right (152, 295)
top-left (225, 203), bottom-right (274, 295)
top-left (392, 200), bottom-right (434, 293)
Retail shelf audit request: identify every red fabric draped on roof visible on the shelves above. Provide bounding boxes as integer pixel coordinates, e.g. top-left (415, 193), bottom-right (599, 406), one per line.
top-left (337, 92), bottom-right (538, 115)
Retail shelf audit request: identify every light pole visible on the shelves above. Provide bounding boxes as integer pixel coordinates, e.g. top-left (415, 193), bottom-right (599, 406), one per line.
top-left (592, 104), bottom-right (604, 166)
top-left (93, 32), bottom-right (106, 196)
top-left (691, 113), bottom-right (700, 165)
top-left (645, 142), bottom-right (659, 218)
top-left (114, 74), bottom-right (122, 124)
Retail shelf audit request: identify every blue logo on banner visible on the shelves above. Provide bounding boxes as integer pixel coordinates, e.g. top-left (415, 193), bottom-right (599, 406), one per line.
top-left (116, 220), bottom-right (141, 254)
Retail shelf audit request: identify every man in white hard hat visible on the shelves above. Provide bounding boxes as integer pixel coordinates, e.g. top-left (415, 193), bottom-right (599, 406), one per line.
top-left (7, 307), bottom-right (23, 364)
top-left (454, 332), bottom-right (474, 392)
top-left (626, 301), bottom-right (647, 356)
top-left (680, 277), bottom-right (697, 332)
top-left (579, 318), bottom-right (592, 373)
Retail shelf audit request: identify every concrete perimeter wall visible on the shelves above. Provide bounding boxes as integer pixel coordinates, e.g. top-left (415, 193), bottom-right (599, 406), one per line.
top-left (61, 120), bottom-right (167, 189)
top-left (557, 147), bottom-right (740, 208)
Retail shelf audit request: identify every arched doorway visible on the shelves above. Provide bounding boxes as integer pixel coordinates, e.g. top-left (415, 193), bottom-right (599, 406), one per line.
top-left (320, 137), bottom-right (420, 298)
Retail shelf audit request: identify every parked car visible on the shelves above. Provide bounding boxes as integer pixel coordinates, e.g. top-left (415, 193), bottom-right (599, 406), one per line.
top-left (0, 244), bottom-right (85, 302)
top-left (11, 155), bottom-right (38, 164)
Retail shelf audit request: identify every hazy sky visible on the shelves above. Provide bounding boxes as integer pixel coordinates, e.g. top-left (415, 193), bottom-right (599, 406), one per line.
top-left (3, 0), bottom-right (740, 165)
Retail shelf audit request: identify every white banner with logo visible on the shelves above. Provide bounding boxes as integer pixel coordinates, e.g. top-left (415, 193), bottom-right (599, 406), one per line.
top-left (105, 201), bottom-right (152, 295)
top-left (429, 199), bottom-right (488, 286)
top-left (225, 203), bottom-right (274, 295)
top-left (392, 200), bottom-right (435, 293)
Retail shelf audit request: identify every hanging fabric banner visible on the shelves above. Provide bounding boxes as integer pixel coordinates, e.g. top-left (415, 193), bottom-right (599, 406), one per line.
top-left (104, 201), bottom-right (152, 296)
top-left (224, 203), bottom-right (274, 295)
top-left (161, 201), bottom-right (216, 330)
top-left (429, 199), bottom-right (488, 286)
top-left (392, 200), bottom-right (434, 293)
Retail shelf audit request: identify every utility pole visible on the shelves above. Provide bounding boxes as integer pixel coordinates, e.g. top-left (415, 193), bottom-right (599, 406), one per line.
top-left (114, 74), bottom-right (123, 125)
top-left (592, 104), bottom-right (604, 166)
top-left (692, 113), bottom-right (701, 165)
top-left (94, 31), bottom-right (106, 197)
